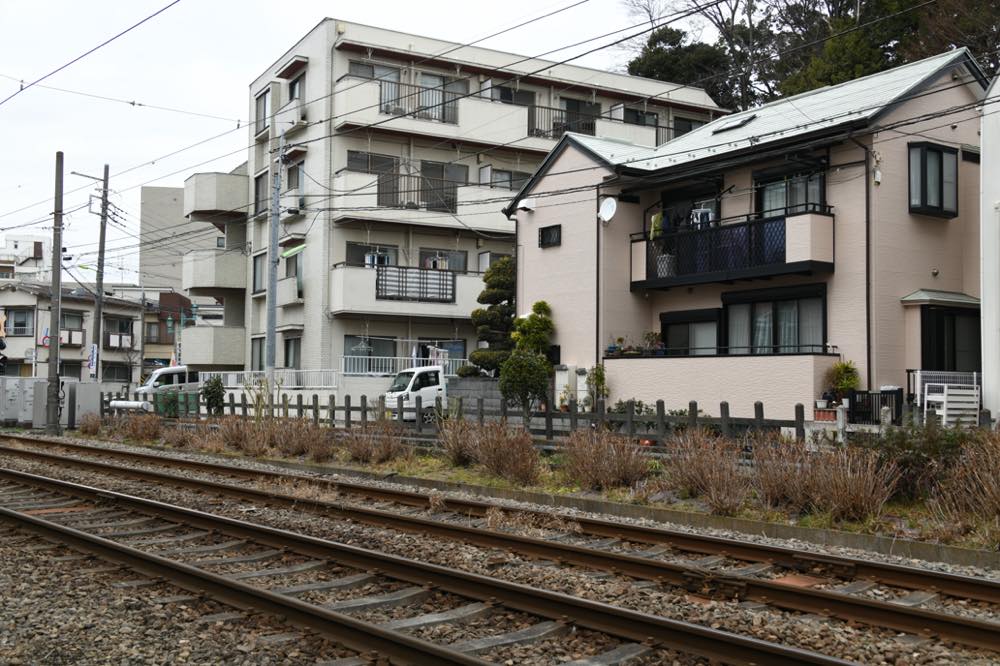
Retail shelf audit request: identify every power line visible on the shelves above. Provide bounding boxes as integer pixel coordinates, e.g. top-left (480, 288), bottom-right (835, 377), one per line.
top-left (0, 0), bottom-right (183, 108)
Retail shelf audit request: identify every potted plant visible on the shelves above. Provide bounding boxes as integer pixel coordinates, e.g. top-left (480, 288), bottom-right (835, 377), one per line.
top-left (622, 338), bottom-right (642, 356)
top-left (824, 360), bottom-right (861, 406)
top-left (605, 337), bottom-right (621, 356)
top-left (642, 331), bottom-right (663, 356)
top-left (557, 386), bottom-right (573, 412)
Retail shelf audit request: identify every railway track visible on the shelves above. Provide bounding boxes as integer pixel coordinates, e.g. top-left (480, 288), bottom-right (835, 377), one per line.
top-left (2, 435), bottom-right (999, 655)
top-left (0, 466), bottom-right (851, 666)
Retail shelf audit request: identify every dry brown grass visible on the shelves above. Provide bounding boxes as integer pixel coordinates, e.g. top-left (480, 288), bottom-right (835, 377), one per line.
top-left (437, 418), bottom-right (477, 467)
top-left (750, 434), bottom-right (814, 513)
top-left (563, 429), bottom-right (650, 490)
top-left (663, 430), bottom-right (749, 516)
top-left (78, 413), bottom-right (102, 437)
top-left (469, 421), bottom-right (539, 486)
top-left (342, 421), bottom-right (410, 464)
top-left (481, 505), bottom-right (581, 535)
top-left (272, 419), bottom-right (335, 461)
top-left (121, 414), bottom-right (162, 442)
top-left (809, 446), bottom-right (899, 522)
top-left (161, 425), bottom-right (195, 449)
top-left (930, 433), bottom-right (1000, 541)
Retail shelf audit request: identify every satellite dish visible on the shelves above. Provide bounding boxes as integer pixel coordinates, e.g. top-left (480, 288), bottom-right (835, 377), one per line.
top-left (598, 197), bottom-right (617, 224)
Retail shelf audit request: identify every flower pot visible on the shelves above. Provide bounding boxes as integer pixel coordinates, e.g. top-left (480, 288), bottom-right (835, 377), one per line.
top-left (840, 397), bottom-right (850, 409)
top-left (815, 399), bottom-right (828, 409)
top-left (814, 408), bottom-right (837, 422)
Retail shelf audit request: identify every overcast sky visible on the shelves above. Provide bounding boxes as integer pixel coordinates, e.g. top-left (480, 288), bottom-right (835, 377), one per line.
top-left (0, 0), bottom-right (662, 285)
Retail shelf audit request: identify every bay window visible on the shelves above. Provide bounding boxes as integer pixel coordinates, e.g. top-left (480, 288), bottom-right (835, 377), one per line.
top-left (908, 142), bottom-right (958, 217)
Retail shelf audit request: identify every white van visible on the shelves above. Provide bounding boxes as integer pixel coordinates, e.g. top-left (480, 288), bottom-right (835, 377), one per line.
top-left (135, 365), bottom-right (202, 399)
top-left (384, 365), bottom-right (446, 421)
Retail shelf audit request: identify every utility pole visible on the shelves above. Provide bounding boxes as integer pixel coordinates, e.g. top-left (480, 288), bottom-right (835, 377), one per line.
top-left (46, 152), bottom-right (64, 435)
top-left (265, 132), bottom-right (285, 388)
top-left (72, 164), bottom-right (109, 382)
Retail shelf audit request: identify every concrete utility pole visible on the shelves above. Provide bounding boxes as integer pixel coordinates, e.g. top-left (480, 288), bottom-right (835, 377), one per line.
top-left (265, 132), bottom-right (285, 387)
top-left (46, 152), bottom-right (64, 434)
top-left (72, 165), bottom-right (109, 381)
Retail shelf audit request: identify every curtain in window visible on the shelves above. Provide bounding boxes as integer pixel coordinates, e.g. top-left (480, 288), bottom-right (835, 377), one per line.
top-left (926, 151), bottom-right (941, 207)
top-left (761, 182), bottom-right (785, 215)
top-left (776, 301), bottom-right (798, 353)
top-left (799, 298), bottom-right (823, 352)
top-left (943, 152), bottom-right (957, 213)
top-left (752, 303), bottom-right (772, 354)
top-left (727, 304), bottom-right (750, 354)
top-left (690, 321), bottom-right (717, 356)
top-left (909, 147), bottom-right (922, 207)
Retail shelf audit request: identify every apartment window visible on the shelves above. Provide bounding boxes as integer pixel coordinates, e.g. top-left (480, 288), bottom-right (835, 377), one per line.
top-left (420, 161), bottom-right (467, 213)
top-left (491, 169), bottom-right (531, 191)
top-left (251, 338), bottom-right (264, 371)
top-left (419, 248), bottom-right (467, 272)
top-left (624, 108), bottom-right (658, 127)
top-left (921, 306), bottom-right (980, 372)
top-left (0, 268), bottom-right (12, 279)
top-left (346, 243), bottom-right (398, 267)
top-left (60, 312), bottom-right (83, 330)
top-left (559, 98), bottom-right (600, 135)
top-left (673, 117), bottom-right (705, 136)
top-left (286, 162), bottom-right (301, 190)
top-left (285, 254), bottom-right (303, 298)
top-left (909, 142), bottom-right (958, 217)
top-left (59, 361), bottom-right (82, 380)
top-left (145, 322), bottom-right (160, 344)
top-left (346, 150), bottom-right (398, 174)
top-left (660, 310), bottom-right (719, 356)
top-left (756, 171), bottom-right (823, 216)
top-left (254, 172), bottom-right (269, 216)
top-left (254, 89), bottom-right (270, 135)
top-left (216, 237), bottom-right (225, 248)
top-left (289, 73), bottom-right (304, 101)
top-left (343, 335), bottom-right (396, 373)
top-left (348, 61), bottom-right (400, 81)
top-left (252, 253), bottom-right (267, 293)
top-left (538, 225), bottom-right (561, 248)
top-left (5, 309), bottom-right (32, 335)
top-left (492, 85), bottom-right (535, 106)
top-left (103, 363), bottom-right (130, 383)
top-left (106, 317), bottom-right (132, 335)
top-left (283, 337), bottom-right (301, 370)
top-left (724, 285), bottom-right (825, 355)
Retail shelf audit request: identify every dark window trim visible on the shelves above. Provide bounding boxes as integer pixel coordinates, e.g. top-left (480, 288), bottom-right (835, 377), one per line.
top-left (721, 283), bottom-right (827, 356)
top-left (753, 169), bottom-right (826, 215)
top-left (908, 141), bottom-right (959, 218)
top-left (919, 304), bottom-right (981, 372)
top-left (659, 308), bottom-right (721, 324)
top-left (962, 148), bottom-right (980, 164)
top-left (538, 224), bottom-right (561, 248)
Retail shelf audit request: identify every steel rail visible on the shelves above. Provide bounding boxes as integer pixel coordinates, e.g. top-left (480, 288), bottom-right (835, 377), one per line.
top-left (4, 434), bottom-right (998, 604)
top-left (0, 466), bottom-right (851, 666)
top-left (2, 444), bottom-right (998, 652)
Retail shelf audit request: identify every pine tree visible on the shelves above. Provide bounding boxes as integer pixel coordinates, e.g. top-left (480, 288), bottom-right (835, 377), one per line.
top-left (468, 256), bottom-right (515, 376)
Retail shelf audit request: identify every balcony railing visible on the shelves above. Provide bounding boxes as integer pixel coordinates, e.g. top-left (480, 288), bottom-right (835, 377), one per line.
top-left (203, 369), bottom-right (339, 390)
top-left (379, 81), bottom-right (459, 124)
top-left (104, 332), bottom-right (134, 350)
top-left (375, 265), bottom-right (456, 303)
top-left (362, 172), bottom-right (463, 213)
top-left (4, 325), bottom-right (33, 337)
top-left (528, 105), bottom-right (597, 138)
top-left (341, 355), bottom-right (468, 377)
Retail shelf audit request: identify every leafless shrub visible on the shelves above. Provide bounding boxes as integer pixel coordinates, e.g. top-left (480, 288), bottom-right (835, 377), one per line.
top-left (78, 413), bottom-right (102, 437)
top-left (663, 430), bottom-right (749, 515)
top-left (342, 421), bottom-right (409, 464)
top-left (750, 433), bottom-right (814, 513)
top-left (121, 414), bottom-right (162, 442)
top-left (161, 425), bottom-right (195, 449)
top-left (563, 429), bottom-right (650, 490)
top-left (438, 418), bottom-right (477, 467)
top-left (213, 416), bottom-right (276, 457)
top-left (470, 421), bottom-right (539, 486)
top-left (809, 446), bottom-right (899, 522)
top-left (930, 433), bottom-right (1000, 538)
top-left (273, 419), bottom-right (334, 461)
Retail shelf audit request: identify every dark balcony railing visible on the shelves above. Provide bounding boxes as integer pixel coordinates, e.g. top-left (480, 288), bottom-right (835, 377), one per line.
top-left (528, 105), bottom-right (597, 138)
top-left (4, 325), bottom-right (33, 337)
top-left (375, 265), bottom-right (456, 303)
top-left (635, 204), bottom-right (832, 283)
top-left (379, 81), bottom-right (459, 124)
top-left (369, 172), bottom-right (461, 213)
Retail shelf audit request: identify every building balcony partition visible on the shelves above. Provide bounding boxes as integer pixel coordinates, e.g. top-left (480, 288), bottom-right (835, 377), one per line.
top-left (376, 265), bottom-right (455, 303)
top-left (378, 80), bottom-right (459, 124)
top-left (183, 172), bottom-right (249, 221)
top-left (631, 204), bottom-right (834, 289)
top-left (179, 326), bottom-right (245, 367)
top-left (340, 355), bottom-right (468, 377)
top-left (182, 249), bottom-right (247, 292)
top-left (329, 263), bottom-right (483, 319)
top-left (274, 98), bottom-right (306, 134)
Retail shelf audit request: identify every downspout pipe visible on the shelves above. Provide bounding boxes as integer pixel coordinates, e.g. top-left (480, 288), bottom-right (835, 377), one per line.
top-left (850, 137), bottom-right (873, 391)
top-left (595, 184), bottom-right (601, 367)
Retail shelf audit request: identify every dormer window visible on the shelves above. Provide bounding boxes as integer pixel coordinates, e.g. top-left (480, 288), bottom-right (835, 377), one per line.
top-left (909, 142), bottom-right (957, 218)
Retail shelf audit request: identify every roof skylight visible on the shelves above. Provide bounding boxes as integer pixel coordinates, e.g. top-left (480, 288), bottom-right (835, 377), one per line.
top-left (711, 113), bottom-right (757, 134)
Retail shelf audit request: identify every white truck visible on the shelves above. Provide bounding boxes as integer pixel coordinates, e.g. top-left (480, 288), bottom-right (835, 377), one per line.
top-left (384, 365), bottom-right (446, 421)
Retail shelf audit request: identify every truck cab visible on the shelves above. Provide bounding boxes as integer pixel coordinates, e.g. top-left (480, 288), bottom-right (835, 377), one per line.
top-left (135, 366), bottom-right (201, 399)
top-left (384, 365), bottom-right (446, 421)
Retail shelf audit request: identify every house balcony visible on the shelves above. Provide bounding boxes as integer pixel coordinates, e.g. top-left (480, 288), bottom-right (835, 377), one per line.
top-left (103, 332), bottom-right (134, 351)
top-left (603, 352), bottom-right (840, 420)
top-left (182, 250), bottom-right (246, 294)
top-left (329, 169), bottom-right (514, 234)
top-left (277, 276), bottom-right (302, 307)
top-left (329, 264), bottom-right (482, 320)
top-left (630, 207), bottom-right (835, 290)
top-left (274, 98), bottom-right (306, 135)
top-left (180, 326), bottom-right (245, 367)
top-left (183, 172), bottom-right (249, 224)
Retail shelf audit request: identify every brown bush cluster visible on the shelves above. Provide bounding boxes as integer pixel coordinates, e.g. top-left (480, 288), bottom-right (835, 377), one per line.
top-left (930, 432), bottom-right (1000, 544)
top-left (465, 421), bottom-right (539, 486)
top-left (437, 418), bottom-right (478, 467)
top-left (78, 413), bottom-right (102, 437)
top-left (342, 421), bottom-right (409, 464)
top-left (563, 429), bottom-right (649, 491)
top-left (120, 414), bottom-right (162, 442)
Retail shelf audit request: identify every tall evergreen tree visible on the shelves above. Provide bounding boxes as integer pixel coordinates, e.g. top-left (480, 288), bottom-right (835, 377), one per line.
top-left (468, 256), bottom-right (515, 376)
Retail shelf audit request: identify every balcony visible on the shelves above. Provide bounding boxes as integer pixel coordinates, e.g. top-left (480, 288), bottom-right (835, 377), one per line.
top-left (183, 172), bottom-right (249, 222)
top-left (631, 207), bottom-right (834, 290)
top-left (329, 169), bottom-right (514, 234)
top-left (274, 98), bottom-right (306, 135)
top-left (329, 264), bottom-right (482, 319)
top-left (180, 326), bottom-right (245, 367)
top-left (340, 355), bottom-right (468, 377)
top-left (277, 276), bottom-right (302, 307)
top-left (603, 353), bottom-right (840, 420)
top-left (58, 329), bottom-right (85, 347)
top-left (103, 332), bottom-right (134, 350)
top-left (182, 250), bottom-right (247, 293)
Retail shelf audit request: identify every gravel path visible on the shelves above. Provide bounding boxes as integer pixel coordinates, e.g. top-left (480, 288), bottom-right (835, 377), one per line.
top-left (3, 453), bottom-right (996, 665)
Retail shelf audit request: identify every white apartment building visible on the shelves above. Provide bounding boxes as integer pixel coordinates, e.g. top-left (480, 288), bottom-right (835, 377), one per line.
top-left (179, 19), bottom-right (721, 388)
top-left (0, 235), bottom-right (51, 281)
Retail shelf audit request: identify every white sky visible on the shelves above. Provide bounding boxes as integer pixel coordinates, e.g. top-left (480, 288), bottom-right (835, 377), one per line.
top-left (0, 0), bottom-right (658, 285)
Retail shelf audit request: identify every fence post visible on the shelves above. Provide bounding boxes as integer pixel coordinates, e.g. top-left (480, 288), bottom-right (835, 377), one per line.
top-left (926, 407), bottom-right (938, 428)
top-left (500, 397), bottom-right (507, 421)
top-left (397, 396), bottom-right (405, 423)
top-left (377, 395), bottom-right (385, 422)
top-left (754, 401), bottom-right (764, 431)
top-left (415, 396), bottom-right (423, 434)
top-left (794, 403), bottom-right (805, 441)
top-left (267, 392), bottom-right (274, 420)
top-left (456, 397), bottom-right (463, 420)
top-left (360, 395), bottom-right (368, 429)
top-left (435, 396), bottom-right (442, 420)
top-left (836, 405), bottom-right (847, 442)
top-left (544, 393), bottom-right (553, 442)
top-left (688, 401), bottom-right (698, 430)
top-left (99, 392), bottom-right (105, 418)
top-left (626, 399), bottom-right (635, 438)
top-left (344, 394), bottom-right (352, 430)
top-left (312, 394), bottom-right (319, 426)
top-left (329, 395), bottom-right (336, 428)
top-left (477, 397), bottom-right (484, 425)
top-left (719, 402), bottom-right (731, 438)
top-left (569, 399), bottom-right (579, 432)
top-left (228, 393), bottom-right (235, 416)
top-left (296, 394), bottom-right (304, 419)
top-left (655, 400), bottom-right (666, 444)
top-left (596, 399), bottom-right (606, 431)
top-left (241, 394), bottom-right (247, 417)
top-left (282, 394), bottom-right (289, 419)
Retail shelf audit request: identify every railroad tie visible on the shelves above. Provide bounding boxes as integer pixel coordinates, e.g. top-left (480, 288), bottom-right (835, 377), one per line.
top-left (379, 602), bottom-right (493, 630)
top-left (325, 586), bottom-right (430, 612)
top-left (892, 590), bottom-right (939, 607)
top-left (274, 573), bottom-right (375, 596)
top-left (229, 560), bottom-right (327, 580)
top-left (127, 530), bottom-right (210, 546)
top-left (449, 620), bottom-right (568, 654)
top-left (194, 548), bottom-right (283, 566)
top-left (159, 539), bottom-right (248, 556)
top-left (563, 643), bottom-right (654, 665)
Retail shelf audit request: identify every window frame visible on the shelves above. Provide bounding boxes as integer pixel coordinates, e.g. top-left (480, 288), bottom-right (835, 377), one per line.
top-left (216, 237), bottom-right (225, 249)
top-left (538, 224), bottom-right (561, 248)
top-left (908, 142), bottom-right (959, 218)
top-left (288, 73), bottom-right (304, 101)
top-left (252, 252), bottom-right (267, 294)
top-left (659, 309), bottom-right (721, 356)
top-left (418, 248), bottom-right (467, 272)
top-left (721, 284), bottom-right (827, 356)
top-left (5, 309), bottom-right (32, 335)
top-left (286, 161), bottom-right (301, 191)
top-left (60, 311), bottom-right (84, 331)
top-left (753, 169), bottom-right (826, 217)
top-left (250, 337), bottom-right (265, 372)
top-left (283, 336), bottom-right (301, 370)
top-left (253, 171), bottom-right (269, 216)
top-left (254, 89), bottom-right (270, 135)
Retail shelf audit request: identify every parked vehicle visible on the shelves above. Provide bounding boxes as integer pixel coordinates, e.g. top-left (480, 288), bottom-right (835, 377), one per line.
top-left (384, 365), bottom-right (446, 421)
top-left (135, 366), bottom-right (201, 399)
